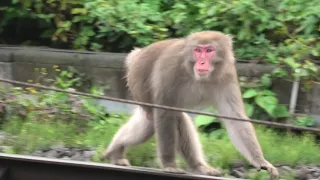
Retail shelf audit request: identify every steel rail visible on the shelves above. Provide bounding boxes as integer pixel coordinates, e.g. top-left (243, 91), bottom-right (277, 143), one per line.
top-left (0, 153), bottom-right (243, 180)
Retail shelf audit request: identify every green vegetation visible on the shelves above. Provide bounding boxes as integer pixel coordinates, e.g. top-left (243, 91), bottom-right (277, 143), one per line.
top-left (1, 0), bottom-right (320, 60)
top-left (0, 1), bottom-right (320, 179)
top-left (1, 0), bottom-right (319, 124)
top-left (1, 105), bottom-right (320, 179)
top-left (0, 67), bottom-right (318, 180)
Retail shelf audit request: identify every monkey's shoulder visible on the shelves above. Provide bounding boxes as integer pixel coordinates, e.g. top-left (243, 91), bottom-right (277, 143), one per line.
top-left (137, 39), bottom-right (183, 65)
top-left (146, 38), bottom-right (184, 49)
top-left (143, 38), bottom-right (185, 56)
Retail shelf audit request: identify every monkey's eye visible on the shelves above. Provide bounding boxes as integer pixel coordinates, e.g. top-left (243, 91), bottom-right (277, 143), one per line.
top-left (206, 49), bottom-right (213, 53)
top-left (194, 47), bottom-right (201, 52)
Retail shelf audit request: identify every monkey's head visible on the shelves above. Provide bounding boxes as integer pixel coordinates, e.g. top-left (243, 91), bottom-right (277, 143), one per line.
top-left (182, 31), bottom-right (234, 81)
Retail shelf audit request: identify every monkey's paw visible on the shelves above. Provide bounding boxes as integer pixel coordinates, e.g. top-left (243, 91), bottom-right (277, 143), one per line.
top-left (256, 161), bottom-right (279, 179)
top-left (192, 165), bottom-right (222, 176)
top-left (111, 159), bottom-right (131, 166)
top-left (162, 167), bottom-right (185, 174)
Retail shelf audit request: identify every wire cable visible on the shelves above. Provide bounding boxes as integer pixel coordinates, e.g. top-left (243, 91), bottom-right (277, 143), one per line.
top-left (0, 78), bottom-right (319, 133)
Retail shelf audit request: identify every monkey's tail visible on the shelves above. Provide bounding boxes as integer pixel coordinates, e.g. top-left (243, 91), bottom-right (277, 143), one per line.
top-left (125, 47), bottom-right (141, 68)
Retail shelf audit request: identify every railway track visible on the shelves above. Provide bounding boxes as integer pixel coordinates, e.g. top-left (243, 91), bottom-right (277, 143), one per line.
top-left (0, 153), bottom-right (243, 180)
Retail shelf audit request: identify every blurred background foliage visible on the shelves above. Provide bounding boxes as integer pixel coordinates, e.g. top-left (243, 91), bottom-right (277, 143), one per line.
top-left (0, 0), bottom-right (319, 59)
top-left (0, 0), bottom-right (320, 125)
top-left (1, 1), bottom-right (320, 178)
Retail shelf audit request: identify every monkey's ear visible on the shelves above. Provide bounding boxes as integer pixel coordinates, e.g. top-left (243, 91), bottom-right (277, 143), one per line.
top-left (224, 34), bottom-right (236, 63)
top-left (225, 34), bottom-right (234, 48)
top-left (179, 39), bottom-right (190, 56)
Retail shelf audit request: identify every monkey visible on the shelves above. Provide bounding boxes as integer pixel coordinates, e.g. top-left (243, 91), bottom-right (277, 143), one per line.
top-left (102, 31), bottom-right (279, 178)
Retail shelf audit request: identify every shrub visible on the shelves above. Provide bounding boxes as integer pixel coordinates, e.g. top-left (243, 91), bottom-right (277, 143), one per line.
top-left (1, 0), bottom-right (320, 121)
top-left (1, 0), bottom-right (319, 61)
top-left (1, 0), bottom-right (319, 123)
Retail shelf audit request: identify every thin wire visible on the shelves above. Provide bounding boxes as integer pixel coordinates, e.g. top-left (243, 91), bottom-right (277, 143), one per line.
top-left (0, 77), bottom-right (320, 133)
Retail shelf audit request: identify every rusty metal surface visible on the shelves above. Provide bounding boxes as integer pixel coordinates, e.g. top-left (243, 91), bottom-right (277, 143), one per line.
top-left (0, 153), bottom-right (243, 180)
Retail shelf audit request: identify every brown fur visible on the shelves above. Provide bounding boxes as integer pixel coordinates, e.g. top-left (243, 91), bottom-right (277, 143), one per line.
top-left (103, 31), bottom-right (279, 178)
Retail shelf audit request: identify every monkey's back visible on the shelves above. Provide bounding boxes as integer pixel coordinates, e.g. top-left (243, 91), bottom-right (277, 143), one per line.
top-left (125, 38), bottom-right (182, 106)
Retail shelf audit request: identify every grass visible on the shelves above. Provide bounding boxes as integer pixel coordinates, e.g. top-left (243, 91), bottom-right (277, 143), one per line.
top-left (1, 116), bottom-right (319, 180)
top-left (256, 127), bottom-right (320, 166)
top-left (201, 126), bottom-right (320, 169)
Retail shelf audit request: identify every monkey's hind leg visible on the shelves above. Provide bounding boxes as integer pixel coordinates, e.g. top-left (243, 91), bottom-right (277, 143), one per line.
top-left (154, 109), bottom-right (185, 174)
top-left (177, 113), bottom-right (222, 176)
top-left (102, 107), bottom-right (154, 166)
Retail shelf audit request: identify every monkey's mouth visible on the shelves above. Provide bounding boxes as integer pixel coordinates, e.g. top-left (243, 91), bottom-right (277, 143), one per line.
top-left (197, 69), bottom-right (209, 76)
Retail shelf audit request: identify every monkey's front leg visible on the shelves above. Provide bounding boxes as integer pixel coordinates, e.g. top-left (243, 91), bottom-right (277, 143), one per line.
top-left (223, 120), bottom-right (279, 178)
top-left (154, 109), bottom-right (185, 174)
top-left (217, 85), bottom-right (279, 179)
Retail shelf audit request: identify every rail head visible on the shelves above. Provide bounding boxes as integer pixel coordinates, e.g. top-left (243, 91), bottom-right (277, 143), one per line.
top-left (0, 153), bottom-right (243, 180)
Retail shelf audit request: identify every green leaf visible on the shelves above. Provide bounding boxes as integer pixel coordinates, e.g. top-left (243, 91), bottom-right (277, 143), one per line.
top-left (238, 29), bottom-right (247, 40)
top-left (258, 96), bottom-right (278, 105)
top-left (298, 69), bottom-right (309, 77)
top-left (260, 74), bottom-right (272, 87)
top-left (243, 89), bottom-right (258, 98)
top-left (293, 116), bottom-right (316, 127)
top-left (255, 96), bottom-right (278, 117)
top-left (90, 43), bottom-right (103, 50)
top-left (311, 49), bottom-right (319, 56)
top-left (194, 115), bottom-right (215, 127)
top-left (284, 57), bottom-right (300, 69)
top-left (272, 68), bottom-right (288, 78)
top-left (306, 118), bottom-right (316, 126)
top-left (266, 52), bottom-right (279, 64)
top-left (260, 90), bottom-right (275, 96)
top-left (273, 105), bottom-right (290, 118)
top-left (71, 8), bottom-right (88, 15)
top-left (244, 103), bottom-right (254, 117)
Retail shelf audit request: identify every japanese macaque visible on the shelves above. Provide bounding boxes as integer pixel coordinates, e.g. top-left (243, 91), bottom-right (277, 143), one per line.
top-left (102, 31), bottom-right (279, 178)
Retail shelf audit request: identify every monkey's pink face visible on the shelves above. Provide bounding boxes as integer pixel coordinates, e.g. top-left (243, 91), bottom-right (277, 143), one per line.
top-left (193, 45), bottom-right (216, 76)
